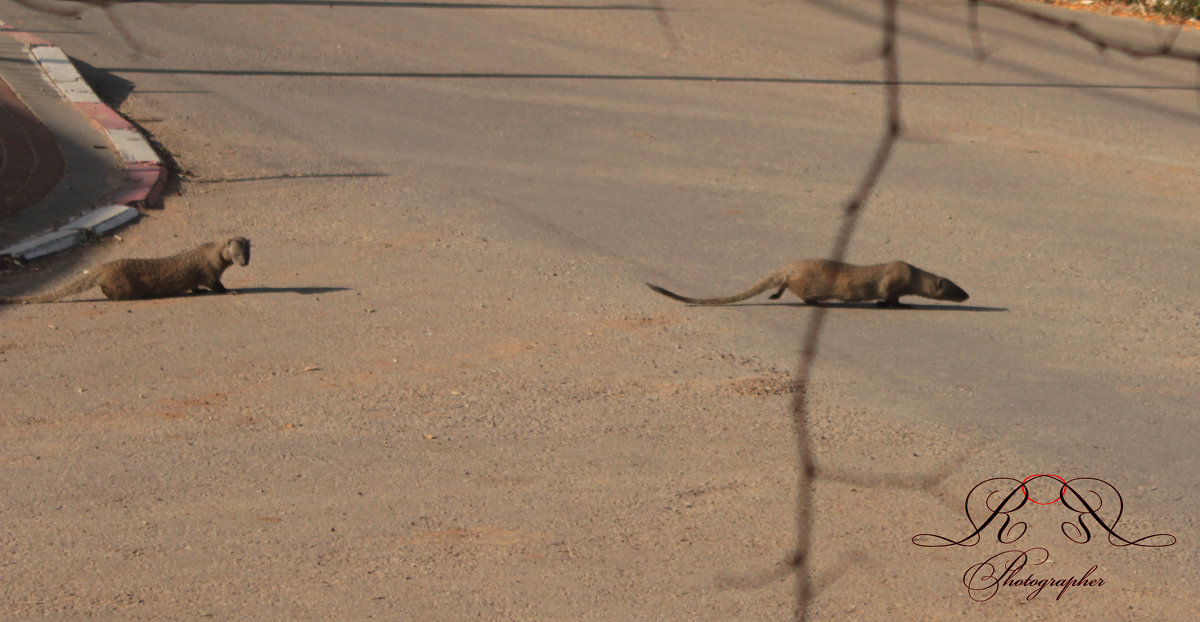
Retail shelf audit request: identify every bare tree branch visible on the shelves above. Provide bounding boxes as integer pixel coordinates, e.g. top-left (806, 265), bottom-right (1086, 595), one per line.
top-left (782, 0), bottom-right (1199, 619)
top-left (977, 0), bottom-right (1200, 64)
top-left (785, 1), bottom-right (901, 618)
top-left (649, 0), bottom-right (680, 53)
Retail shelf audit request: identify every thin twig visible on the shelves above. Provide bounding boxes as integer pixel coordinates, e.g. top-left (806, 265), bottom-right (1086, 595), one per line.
top-left (786, 1), bottom-right (902, 619)
top-left (976, 0), bottom-right (1200, 63)
top-left (649, 0), bottom-right (681, 53)
top-left (967, 0), bottom-right (990, 59)
top-left (973, 0), bottom-right (1200, 105)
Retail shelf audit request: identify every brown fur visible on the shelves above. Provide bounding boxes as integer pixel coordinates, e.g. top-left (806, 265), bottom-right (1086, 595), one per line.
top-left (0, 237), bottom-right (251, 304)
top-left (647, 259), bottom-right (968, 308)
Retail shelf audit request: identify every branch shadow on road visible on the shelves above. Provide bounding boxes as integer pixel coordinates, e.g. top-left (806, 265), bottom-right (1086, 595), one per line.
top-left (132, 0), bottom-right (667, 7)
top-left (232, 286), bottom-right (351, 296)
top-left (95, 67), bottom-right (1200, 93)
top-left (195, 173), bottom-right (389, 184)
top-left (130, 0), bottom-right (664, 9)
top-left (92, 65), bottom-right (1200, 126)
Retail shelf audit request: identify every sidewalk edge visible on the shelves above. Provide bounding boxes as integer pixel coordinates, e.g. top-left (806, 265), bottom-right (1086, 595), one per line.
top-left (0, 22), bottom-right (166, 261)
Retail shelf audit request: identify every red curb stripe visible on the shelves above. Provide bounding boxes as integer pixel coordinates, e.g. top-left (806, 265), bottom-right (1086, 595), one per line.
top-left (0, 26), bottom-right (51, 48)
top-left (107, 163), bottom-right (166, 208)
top-left (74, 102), bottom-right (138, 132)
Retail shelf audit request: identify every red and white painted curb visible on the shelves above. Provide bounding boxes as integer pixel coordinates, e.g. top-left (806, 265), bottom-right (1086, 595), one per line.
top-left (0, 22), bottom-right (166, 261)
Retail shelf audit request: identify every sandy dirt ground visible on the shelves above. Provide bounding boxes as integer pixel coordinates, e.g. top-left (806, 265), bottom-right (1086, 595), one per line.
top-left (0, 1), bottom-right (1197, 620)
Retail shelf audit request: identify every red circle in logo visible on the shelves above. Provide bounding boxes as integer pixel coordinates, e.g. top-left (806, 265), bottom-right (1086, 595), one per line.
top-left (1021, 474), bottom-right (1067, 505)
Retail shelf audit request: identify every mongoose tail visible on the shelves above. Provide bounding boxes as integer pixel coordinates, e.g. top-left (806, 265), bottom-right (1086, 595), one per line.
top-left (0, 272), bottom-right (102, 304)
top-left (645, 272), bottom-right (787, 305)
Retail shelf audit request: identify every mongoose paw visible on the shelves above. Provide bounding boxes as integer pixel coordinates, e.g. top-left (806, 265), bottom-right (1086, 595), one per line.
top-left (876, 300), bottom-right (911, 309)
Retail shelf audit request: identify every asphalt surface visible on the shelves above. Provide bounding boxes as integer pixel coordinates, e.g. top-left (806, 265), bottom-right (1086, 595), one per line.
top-left (0, 1), bottom-right (1197, 620)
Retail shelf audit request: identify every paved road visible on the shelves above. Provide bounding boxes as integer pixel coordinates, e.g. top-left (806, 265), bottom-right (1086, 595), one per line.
top-left (0, 1), bottom-right (1197, 619)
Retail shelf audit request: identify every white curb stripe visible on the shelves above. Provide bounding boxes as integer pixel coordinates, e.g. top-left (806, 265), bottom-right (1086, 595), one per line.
top-left (3, 231), bottom-right (84, 261)
top-left (107, 128), bottom-right (161, 164)
top-left (30, 46), bottom-right (101, 104)
top-left (65, 204), bottom-right (140, 235)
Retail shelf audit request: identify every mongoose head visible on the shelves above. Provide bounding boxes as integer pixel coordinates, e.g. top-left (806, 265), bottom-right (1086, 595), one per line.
top-left (933, 276), bottom-right (969, 302)
top-left (224, 237), bottom-right (251, 266)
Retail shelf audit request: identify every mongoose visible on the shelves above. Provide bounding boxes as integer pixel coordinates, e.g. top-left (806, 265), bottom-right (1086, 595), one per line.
top-left (647, 259), bottom-right (968, 308)
top-left (0, 237), bottom-right (250, 304)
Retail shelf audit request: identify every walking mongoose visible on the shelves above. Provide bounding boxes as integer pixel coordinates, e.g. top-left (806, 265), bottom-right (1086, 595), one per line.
top-left (647, 259), bottom-right (968, 308)
top-left (0, 237), bottom-right (250, 303)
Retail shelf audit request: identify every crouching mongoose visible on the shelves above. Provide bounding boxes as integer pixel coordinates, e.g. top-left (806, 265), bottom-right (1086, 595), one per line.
top-left (0, 237), bottom-right (251, 303)
top-left (647, 259), bottom-right (968, 308)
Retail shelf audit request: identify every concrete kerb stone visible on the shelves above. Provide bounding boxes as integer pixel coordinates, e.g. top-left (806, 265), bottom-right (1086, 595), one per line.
top-left (0, 22), bottom-right (166, 262)
top-left (2, 230), bottom-right (85, 261)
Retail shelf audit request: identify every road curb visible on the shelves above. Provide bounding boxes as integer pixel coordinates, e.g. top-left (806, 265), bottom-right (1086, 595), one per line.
top-left (0, 23), bottom-right (166, 261)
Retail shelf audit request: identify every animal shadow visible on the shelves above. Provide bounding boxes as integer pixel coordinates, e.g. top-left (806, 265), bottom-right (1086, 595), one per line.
top-left (727, 301), bottom-right (1006, 312)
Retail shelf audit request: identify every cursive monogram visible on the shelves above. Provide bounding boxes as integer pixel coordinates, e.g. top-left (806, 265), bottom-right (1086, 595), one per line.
top-left (912, 475), bottom-right (1176, 548)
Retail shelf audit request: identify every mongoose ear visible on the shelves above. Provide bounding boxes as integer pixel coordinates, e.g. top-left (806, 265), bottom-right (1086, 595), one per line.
top-left (935, 277), bottom-right (946, 291)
